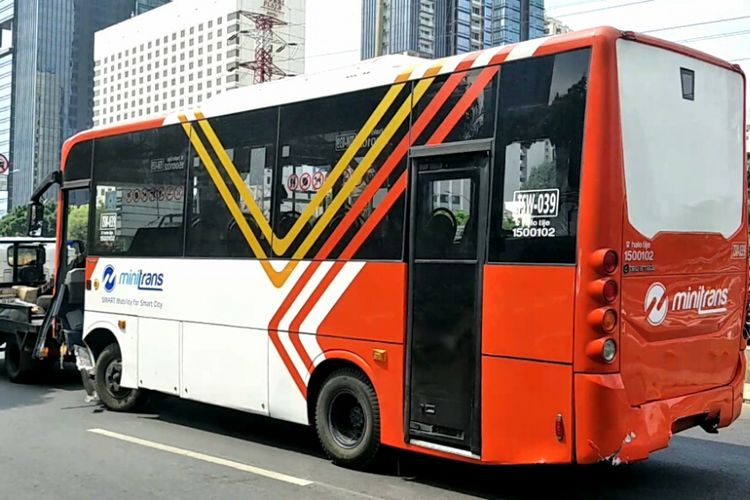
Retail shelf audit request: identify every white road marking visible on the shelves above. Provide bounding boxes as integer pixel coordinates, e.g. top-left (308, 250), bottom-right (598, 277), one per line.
top-left (87, 428), bottom-right (312, 487)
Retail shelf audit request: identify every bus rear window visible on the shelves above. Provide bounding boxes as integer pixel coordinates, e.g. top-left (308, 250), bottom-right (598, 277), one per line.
top-left (617, 40), bottom-right (744, 238)
top-left (489, 49), bottom-right (591, 264)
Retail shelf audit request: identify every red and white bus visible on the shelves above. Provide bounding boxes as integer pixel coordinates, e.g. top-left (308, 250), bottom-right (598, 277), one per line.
top-left (29, 27), bottom-right (750, 468)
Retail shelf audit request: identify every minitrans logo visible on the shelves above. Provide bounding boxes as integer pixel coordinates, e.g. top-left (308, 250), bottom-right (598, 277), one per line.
top-left (101, 266), bottom-right (164, 292)
top-left (644, 282), bottom-right (729, 326)
top-left (102, 265), bottom-right (117, 293)
top-left (644, 282), bottom-right (668, 326)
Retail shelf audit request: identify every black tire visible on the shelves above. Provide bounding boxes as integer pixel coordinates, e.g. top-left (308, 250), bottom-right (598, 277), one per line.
top-left (315, 368), bottom-right (381, 469)
top-left (95, 343), bottom-right (142, 412)
top-left (4, 335), bottom-right (35, 383)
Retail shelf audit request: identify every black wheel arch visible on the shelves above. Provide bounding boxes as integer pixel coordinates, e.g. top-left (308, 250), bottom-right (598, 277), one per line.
top-left (84, 328), bottom-right (118, 361)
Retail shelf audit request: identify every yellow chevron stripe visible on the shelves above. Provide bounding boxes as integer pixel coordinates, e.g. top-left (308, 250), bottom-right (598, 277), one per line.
top-left (194, 115), bottom-right (273, 243)
top-left (195, 81), bottom-right (408, 255)
top-left (179, 65), bottom-right (438, 287)
top-left (288, 76), bottom-right (434, 260)
top-left (179, 116), bottom-right (296, 286)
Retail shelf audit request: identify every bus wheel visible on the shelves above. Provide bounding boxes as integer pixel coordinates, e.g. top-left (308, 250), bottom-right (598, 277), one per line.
top-left (315, 368), bottom-right (380, 469)
top-left (4, 335), bottom-right (35, 383)
top-left (95, 343), bottom-right (142, 412)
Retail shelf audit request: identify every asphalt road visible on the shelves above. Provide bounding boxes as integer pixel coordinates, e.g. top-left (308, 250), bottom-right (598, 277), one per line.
top-left (1, 353), bottom-right (749, 500)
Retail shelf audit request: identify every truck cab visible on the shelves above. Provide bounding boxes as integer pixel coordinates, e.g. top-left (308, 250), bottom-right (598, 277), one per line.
top-left (0, 170), bottom-right (88, 383)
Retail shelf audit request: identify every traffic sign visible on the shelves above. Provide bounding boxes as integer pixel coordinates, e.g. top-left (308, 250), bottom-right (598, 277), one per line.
top-left (0, 154), bottom-right (8, 174)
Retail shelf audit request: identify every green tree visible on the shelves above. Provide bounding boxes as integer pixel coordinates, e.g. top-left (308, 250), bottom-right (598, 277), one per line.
top-left (67, 204), bottom-right (89, 241)
top-left (522, 161), bottom-right (557, 190)
top-left (43, 204), bottom-right (56, 237)
top-left (0, 205), bottom-right (28, 237)
top-left (0, 203), bottom-right (56, 237)
top-left (454, 210), bottom-right (469, 227)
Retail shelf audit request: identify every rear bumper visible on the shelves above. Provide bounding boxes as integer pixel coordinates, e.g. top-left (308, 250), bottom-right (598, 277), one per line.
top-left (574, 351), bottom-right (745, 464)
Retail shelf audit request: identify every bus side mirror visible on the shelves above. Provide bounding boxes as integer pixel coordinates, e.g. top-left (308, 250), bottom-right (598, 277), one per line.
top-left (67, 240), bottom-right (85, 265)
top-left (27, 202), bottom-right (44, 237)
top-left (36, 246), bottom-right (46, 265)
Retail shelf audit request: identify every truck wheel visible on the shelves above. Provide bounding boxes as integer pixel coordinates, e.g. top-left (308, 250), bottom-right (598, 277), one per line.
top-left (4, 335), bottom-right (35, 383)
top-left (315, 368), bottom-right (381, 469)
top-left (95, 343), bottom-right (142, 412)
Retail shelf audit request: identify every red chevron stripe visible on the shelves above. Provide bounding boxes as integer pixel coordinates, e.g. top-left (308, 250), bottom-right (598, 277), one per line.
top-left (269, 328), bottom-right (309, 397)
top-left (287, 172), bottom-right (408, 355)
top-left (340, 173), bottom-right (408, 260)
top-left (283, 68), bottom-right (479, 372)
top-left (268, 52), bottom-right (486, 397)
top-left (286, 66), bottom-right (499, 372)
top-left (427, 66), bottom-right (500, 144)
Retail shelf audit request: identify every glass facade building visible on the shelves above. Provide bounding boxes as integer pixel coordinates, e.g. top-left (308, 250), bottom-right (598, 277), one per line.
top-left (361, 0), bottom-right (545, 60)
top-left (491, 0), bottom-right (545, 45)
top-left (9, 0), bottom-right (170, 208)
top-left (0, 0), bottom-right (13, 215)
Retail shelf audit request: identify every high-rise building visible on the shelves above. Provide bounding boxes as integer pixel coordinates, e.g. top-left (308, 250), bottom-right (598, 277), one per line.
top-left (9, 0), bottom-right (171, 209)
top-left (0, 0), bottom-right (13, 216)
top-left (93, 0), bottom-right (305, 128)
top-left (361, 0), bottom-right (545, 60)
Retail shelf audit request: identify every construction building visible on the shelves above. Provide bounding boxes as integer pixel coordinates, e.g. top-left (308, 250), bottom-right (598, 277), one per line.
top-left (93, 0), bottom-right (305, 127)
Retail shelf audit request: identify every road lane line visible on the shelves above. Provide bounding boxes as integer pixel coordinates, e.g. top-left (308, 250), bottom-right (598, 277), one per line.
top-left (87, 428), bottom-right (313, 487)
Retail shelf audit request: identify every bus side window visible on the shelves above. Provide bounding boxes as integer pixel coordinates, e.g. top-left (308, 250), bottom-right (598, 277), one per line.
top-left (90, 125), bottom-right (189, 257)
top-left (185, 107), bottom-right (276, 259)
top-left (276, 84), bottom-right (408, 261)
top-left (489, 48), bottom-right (591, 265)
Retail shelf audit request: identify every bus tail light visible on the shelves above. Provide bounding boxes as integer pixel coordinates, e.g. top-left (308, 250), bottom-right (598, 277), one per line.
top-left (590, 249), bottom-right (619, 275)
top-left (603, 280), bottom-right (618, 303)
top-left (588, 279), bottom-right (619, 303)
top-left (602, 338), bottom-right (617, 362)
top-left (602, 309), bottom-right (618, 332)
top-left (587, 308), bottom-right (618, 333)
top-left (586, 337), bottom-right (617, 364)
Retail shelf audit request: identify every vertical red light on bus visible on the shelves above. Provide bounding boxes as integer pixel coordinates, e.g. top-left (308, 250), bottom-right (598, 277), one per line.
top-left (591, 248), bottom-right (618, 275)
top-left (586, 249), bottom-right (620, 364)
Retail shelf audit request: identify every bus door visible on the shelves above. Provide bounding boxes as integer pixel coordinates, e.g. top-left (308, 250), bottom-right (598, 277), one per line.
top-left (406, 143), bottom-right (491, 455)
top-left (59, 182), bottom-right (91, 276)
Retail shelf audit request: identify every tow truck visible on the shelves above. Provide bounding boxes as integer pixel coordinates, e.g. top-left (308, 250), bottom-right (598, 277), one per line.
top-left (0, 171), bottom-right (86, 384)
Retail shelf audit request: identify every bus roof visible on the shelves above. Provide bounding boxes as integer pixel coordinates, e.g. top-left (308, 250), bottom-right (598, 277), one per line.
top-left (64, 26), bottom-right (742, 154)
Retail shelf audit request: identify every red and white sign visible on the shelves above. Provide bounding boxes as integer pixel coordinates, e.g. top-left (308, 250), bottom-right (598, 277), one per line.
top-left (0, 154), bottom-right (9, 174)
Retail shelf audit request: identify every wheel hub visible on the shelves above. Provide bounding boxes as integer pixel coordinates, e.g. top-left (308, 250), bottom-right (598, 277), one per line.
top-left (104, 359), bottom-right (125, 396)
top-left (329, 391), bottom-right (366, 449)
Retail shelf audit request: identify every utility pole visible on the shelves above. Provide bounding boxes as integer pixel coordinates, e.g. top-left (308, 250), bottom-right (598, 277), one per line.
top-left (231, 0), bottom-right (293, 84)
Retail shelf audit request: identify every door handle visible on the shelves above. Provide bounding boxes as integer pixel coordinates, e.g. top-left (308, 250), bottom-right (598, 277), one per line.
top-left (420, 403), bottom-right (436, 415)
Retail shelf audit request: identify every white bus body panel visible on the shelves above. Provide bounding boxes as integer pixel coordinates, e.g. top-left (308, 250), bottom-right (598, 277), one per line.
top-left (138, 318), bottom-right (180, 395)
top-left (83, 257), bottom-right (333, 424)
top-left (182, 322), bottom-right (268, 415)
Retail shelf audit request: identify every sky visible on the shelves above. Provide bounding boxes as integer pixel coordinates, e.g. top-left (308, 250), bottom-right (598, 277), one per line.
top-left (303, 0), bottom-right (749, 125)
top-left (304, 0), bottom-right (363, 74)
top-left (304, 0), bottom-right (750, 73)
top-left (303, 0), bottom-right (750, 73)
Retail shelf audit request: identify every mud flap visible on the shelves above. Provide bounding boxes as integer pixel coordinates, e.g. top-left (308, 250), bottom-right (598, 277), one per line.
top-left (74, 345), bottom-right (98, 402)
